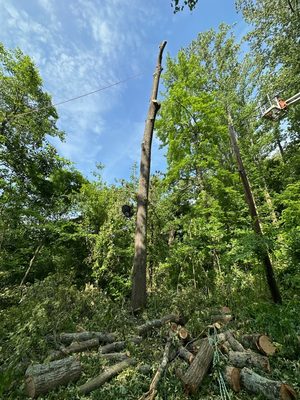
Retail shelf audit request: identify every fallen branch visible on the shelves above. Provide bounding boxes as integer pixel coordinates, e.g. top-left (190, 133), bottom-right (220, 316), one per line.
top-left (99, 336), bottom-right (142, 354)
top-left (98, 352), bottom-right (129, 361)
top-left (49, 331), bottom-right (116, 345)
top-left (49, 338), bottom-right (100, 361)
top-left (139, 335), bottom-right (173, 400)
top-left (78, 358), bottom-right (136, 395)
top-left (99, 341), bottom-right (126, 354)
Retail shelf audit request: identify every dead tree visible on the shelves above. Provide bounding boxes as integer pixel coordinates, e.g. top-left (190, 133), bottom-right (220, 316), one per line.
top-left (131, 41), bottom-right (167, 312)
top-left (228, 114), bottom-right (282, 304)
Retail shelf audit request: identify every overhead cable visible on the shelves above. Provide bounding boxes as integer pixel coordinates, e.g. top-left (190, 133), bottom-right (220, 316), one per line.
top-left (7, 73), bottom-right (143, 121)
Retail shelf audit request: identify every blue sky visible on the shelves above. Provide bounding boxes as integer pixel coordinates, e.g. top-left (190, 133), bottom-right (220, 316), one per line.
top-left (0, 0), bottom-right (248, 183)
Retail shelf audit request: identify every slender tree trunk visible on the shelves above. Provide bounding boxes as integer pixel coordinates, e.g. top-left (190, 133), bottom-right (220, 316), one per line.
top-left (131, 41), bottom-right (167, 312)
top-left (20, 242), bottom-right (44, 287)
top-left (228, 114), bottom-right (282, 304)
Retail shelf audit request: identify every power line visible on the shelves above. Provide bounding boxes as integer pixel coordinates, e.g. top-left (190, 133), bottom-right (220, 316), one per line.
top-left (6, 73), bottom-right (143, 121)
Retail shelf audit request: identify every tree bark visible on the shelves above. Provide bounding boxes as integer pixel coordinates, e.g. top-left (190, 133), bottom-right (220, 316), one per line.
top-left (78, 358), bottom-right (136, 395)
top-left (98, 352), bottom-right (129, 361)
top-left (49, 338), bottom-right (99, 360)
top-left (99, 341), bottom-right (126, 354)
top-left (131, 40), bottom-right (167, 312)
top-left (226, 332), bottom-right (245, 352)
top-left (180, 338), bottom-right (214, 394)
top-left (228, 114), bottom-right (282, 304)
top-left (240, 367), bottom-right (297, 400)
top-left (25, 357), bottom-right (81, 398)
top-left (228, 350), bottom-right (270, 372)
top-left (49, 331), bottom-right (116, 345)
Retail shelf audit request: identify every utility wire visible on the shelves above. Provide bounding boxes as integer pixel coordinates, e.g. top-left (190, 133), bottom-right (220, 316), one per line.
top-left (5, 73), bottom-right (143, 121)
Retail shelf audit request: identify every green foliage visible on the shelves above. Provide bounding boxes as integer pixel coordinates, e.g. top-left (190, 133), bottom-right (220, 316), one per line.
top-left (170, 0), bottom-right (199, 13)
top-left (0, 43), bottom-right (86, 286)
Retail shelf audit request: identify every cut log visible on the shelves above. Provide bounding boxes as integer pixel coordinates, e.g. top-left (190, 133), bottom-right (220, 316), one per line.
top-left (49, 331), bottom-right (116, 345)
top-left (99, 337), bottom-right (142, 354)
top-left (178, 346), bottom-right (195, 364)
top-left (99, 352), bottom-right (129, 361)
top-left (139, 336), bottom-right (172, 400)
top-left (229, 350), bottom-right (270, 372)
top-left (25, 357), bottom-right (81, 398)
top-left (178, 326), bottom-right (190, 342)
top-left (226, 332), bottom-right (245, 352)
top-left (223, 366), bottom-right (241, 392)
top-left (240, 367), bottom-right (297, 400)
top-left (49, 338), bottom-right (99, 360)
top-left (99, 341), bottom-right (126, 354)
top-left (180, 338), bottom-right (213, 394)
top-left (240, 334), bottom-right (276, 356)
top-left (78, 358), bottom-right (136, 395)
top-left (137, 314), bottom-right (181, 336)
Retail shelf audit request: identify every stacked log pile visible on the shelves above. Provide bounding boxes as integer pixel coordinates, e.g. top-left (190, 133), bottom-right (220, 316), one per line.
top-left (24, 310), bottom-right (297, 399)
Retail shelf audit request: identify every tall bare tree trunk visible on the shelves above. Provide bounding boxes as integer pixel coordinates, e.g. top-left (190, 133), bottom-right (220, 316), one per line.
top-left (131, 41), bottom-right (167, 312)
top-left (228, 114), bottom-right (282, 304)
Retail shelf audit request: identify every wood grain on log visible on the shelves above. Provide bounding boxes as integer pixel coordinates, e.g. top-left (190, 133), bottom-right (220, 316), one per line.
top-left (229, 350), bottom-right (270, 372)
top-left (25, 357), bottom-right (81, 398)
top-left (240, 367), bottom-right (297, 400)
top-left (78, 358), bottom-right (136, 395)
top-left (180, 338), bottom-right (213, 394)
top-left (240, 334), bottom-right (276, 356)
top-left (137, 314), bottom-right (181, 336)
